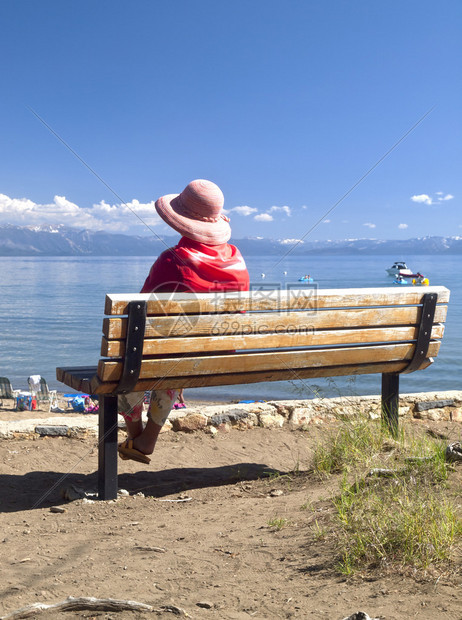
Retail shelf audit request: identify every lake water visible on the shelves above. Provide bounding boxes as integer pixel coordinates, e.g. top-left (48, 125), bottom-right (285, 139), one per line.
top-left (0, 253), bottom-right (460, 400)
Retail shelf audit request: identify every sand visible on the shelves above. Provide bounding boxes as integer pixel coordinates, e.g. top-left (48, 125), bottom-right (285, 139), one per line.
top-left (1, 398), bottom-right (461, 619)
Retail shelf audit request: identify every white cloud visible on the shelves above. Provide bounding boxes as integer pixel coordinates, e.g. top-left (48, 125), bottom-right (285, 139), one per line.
top-left (269, 205), bottom-right (291, 216)
top-left (229, 205), bottom-right (258, 216)
top-left (363, 222), bottom-right (376, 229)
top-left (323, 219), bottom-right (331, 224)
top-left (398, 223), bottom-right (408, 229)
top-left (411, 192), bottom-right (454, 205)
top-left (254, 213), bottom-right (274, 222)
top-left (411, 194), bottom-right (433, 205)
top-left (0, 192), bottom-right (161, 232)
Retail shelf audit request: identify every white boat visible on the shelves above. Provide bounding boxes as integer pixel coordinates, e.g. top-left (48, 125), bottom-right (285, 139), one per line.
top-left (386, 261), bottom-right (413, 277)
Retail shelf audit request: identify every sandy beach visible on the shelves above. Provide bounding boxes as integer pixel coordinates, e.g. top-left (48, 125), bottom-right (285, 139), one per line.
top-left (1, 392), bottom-right (462, 619)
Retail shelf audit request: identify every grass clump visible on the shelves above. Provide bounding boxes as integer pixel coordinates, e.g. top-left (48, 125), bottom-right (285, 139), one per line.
top-left (267, 517), bottom-right (288, 530)
top-left (309, 415), bottom-right (462, 575)
top-left (312, 416), bottom-right (389, 475)
top-left (335, 474), bottom-right (462, 574)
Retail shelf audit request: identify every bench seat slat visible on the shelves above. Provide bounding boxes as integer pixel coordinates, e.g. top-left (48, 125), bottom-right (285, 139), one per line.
top-left (97, 340), bottom-right (441, 382)
top-left (84, 358), bottom-right (433, 394)
top-left (57, 366), bottom-right (98, 392)
top-left (102, 304), bottom-right (448, 340)
top-left (101, 323), bottom-right (445, 357)
top-left (104, 286), bottom-right (450, 315)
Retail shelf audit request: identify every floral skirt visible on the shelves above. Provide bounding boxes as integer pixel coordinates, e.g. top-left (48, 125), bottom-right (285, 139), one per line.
top-left (118, 389), bottom-right (178, 426)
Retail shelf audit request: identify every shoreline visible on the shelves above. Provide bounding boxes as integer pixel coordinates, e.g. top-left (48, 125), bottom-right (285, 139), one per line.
top-left (1, 389), bottom-right (461, 439)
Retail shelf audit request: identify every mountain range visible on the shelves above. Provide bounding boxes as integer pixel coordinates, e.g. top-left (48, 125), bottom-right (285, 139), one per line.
top-left (1, 224), bottom-right (461, 256)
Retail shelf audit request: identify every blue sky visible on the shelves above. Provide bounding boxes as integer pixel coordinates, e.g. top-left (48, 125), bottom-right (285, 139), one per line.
top-left (0, 0), bottom-right (460, 241)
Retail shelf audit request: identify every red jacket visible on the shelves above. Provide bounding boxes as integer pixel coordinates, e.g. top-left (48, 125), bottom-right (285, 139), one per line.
top-left (141, 236), bottom-right (249, 293)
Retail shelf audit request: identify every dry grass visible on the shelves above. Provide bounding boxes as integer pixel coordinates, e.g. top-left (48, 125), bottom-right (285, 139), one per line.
top-left (310, 415), bottom-right (462, 575)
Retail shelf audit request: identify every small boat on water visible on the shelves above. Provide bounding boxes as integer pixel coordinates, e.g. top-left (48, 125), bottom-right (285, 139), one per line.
top-left (393, 276), bottom-right (409, 285)
top-left (298, 275), bottom-right (314, 282)
top-left (386, 261), bottom-right (413, 276)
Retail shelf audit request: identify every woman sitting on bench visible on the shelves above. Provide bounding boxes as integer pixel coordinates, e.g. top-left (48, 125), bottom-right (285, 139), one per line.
top-left (118, 179), bottom-right (250, 464)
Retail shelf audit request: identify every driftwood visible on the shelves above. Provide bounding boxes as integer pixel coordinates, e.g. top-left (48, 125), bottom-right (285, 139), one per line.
top-left (1, 596), bottom-right (154, 619)
top-left (445, 441), bottom-right (462, 463)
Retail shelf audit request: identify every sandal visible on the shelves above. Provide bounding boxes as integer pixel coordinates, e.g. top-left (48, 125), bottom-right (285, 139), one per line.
top-left (117, 439), bottom-right (151, 464)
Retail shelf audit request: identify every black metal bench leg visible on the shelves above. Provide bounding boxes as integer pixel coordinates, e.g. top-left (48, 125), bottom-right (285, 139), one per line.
top-left (381, 372), bottom-right (399, 438)
top-left (98, 395), bottom-right (119, 500)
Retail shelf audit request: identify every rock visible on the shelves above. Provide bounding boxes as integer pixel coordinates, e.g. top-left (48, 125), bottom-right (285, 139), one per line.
top-left (415, 399), bottom-right (455, 412)
top-left (35, 425), bottom-right (69, 437)
top-left (258, 413), bottom-right (285, 428)
top-left (196, 601), bottom-right (214, 609)
top-left (209, 409), bottom-right (250, 426)
top-left (61, 484), bottom-right (86, 501)
top-left (426, 408), bottom-right (450, 421)
top-left (117, 489), bottom-right (130, 496)
top-left (290, 406), bottom-right (316, 427)
top-left (398, 405), bottom-right (411, 418)
top-left (233, 413), bottom-right (258, 430)
top-left (50, 506), bottom-right (66, 513)
top-left (268, 401), bottom-right (295, 418)
top-left (171, 413), bottom-right (207, 433)
top-left (414, 407), bottom-right (450, 421)
top-left (450, 408), bottom-right (462, 422)
top-left (269, 489), bottom-right (283, 497)
top-left (205, 426), bottom-right (218, 436)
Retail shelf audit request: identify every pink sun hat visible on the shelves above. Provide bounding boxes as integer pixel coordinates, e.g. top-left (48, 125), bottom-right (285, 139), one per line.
top-left (155, 179), bottom-right (231, 245)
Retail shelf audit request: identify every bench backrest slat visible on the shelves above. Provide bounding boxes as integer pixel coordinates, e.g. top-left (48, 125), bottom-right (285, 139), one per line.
top-left (101, 323), bottom-right (445, 358)
top-left (102, 304), bottom-right (447, 340)
top-left (104, 287), bottom-right (450, 315)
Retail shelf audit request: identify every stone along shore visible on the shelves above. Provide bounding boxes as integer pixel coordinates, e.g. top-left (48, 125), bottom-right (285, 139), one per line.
top-left (1, 390), bottom-right (461, 439)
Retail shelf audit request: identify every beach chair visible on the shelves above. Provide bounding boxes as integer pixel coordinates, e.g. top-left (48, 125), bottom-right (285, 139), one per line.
top-left (28, 375), bottom-right (58, 411)
top-left (0, 377), bottom-right (18, 407)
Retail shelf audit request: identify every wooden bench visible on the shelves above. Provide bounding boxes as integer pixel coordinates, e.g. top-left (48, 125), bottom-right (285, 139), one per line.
top-left (57, 285), bottom-right (450, 500)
